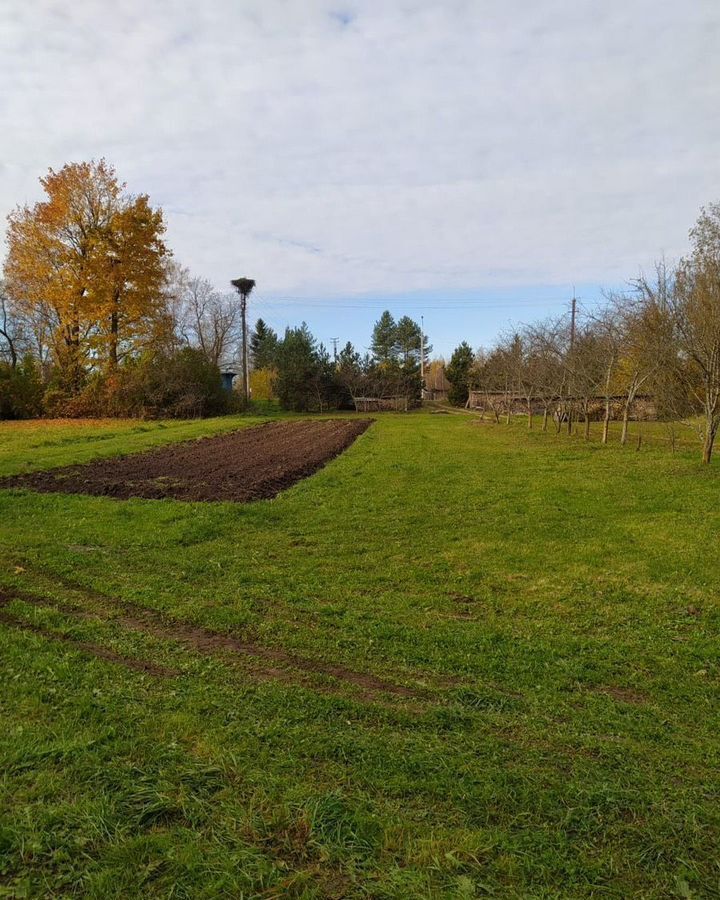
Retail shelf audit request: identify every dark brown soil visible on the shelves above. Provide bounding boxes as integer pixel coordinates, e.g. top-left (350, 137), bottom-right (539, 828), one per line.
top-left (0, 419), bottom-right (373, 502)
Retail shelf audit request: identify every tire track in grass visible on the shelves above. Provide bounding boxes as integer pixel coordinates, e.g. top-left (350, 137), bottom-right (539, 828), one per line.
top-left (0, 585), bottom-right (424, 703)
top-left (0, 606), bottom-right (178, 677)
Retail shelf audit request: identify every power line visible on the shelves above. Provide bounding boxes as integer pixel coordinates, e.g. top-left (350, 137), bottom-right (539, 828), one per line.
top-left (259, 295), bottom-right (572, 303)
top-left (254, 298), bottom-right (570, 311)
top-left (250, 291), bottom-right (289, 336)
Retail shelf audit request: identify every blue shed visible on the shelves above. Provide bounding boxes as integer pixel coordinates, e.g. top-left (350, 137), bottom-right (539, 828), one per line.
top-left (220, 371), bottom-right (237, 392)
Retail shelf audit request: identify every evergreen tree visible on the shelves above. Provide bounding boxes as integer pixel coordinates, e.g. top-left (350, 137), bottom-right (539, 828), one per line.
top-left (371, 312), bottom-right (431, 369)
top-left (337, 341), bottom-right (361, 369)
top-left (249, 318), bottom-right (279, 369)
top-left (336, 341), bottom-right (364, 407)
top-left (446, 341), bottom-right (475, 406)
top-left (395, 315), bottom-right (425, 367)
top-left (370, 311), bottom-right (398, 364)
top-left (273, 323), bottom-right (322, 411)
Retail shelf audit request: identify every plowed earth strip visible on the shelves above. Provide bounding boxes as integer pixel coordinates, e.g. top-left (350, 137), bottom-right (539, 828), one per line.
top-left (0, 418), bottom-right (373, 502)
top-left (0, 587), bottom-right (422, 701)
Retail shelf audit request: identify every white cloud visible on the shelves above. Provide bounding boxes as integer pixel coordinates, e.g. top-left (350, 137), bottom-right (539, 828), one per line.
top-left (1, 0), bottom-right (719, 303)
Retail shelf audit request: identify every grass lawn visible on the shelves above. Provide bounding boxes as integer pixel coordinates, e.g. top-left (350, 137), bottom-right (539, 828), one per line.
top-left (1, 410), bottom-right (718, 898)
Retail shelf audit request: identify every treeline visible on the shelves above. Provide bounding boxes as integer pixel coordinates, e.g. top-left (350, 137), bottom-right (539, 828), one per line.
top-left (248, 310), bottom-right (431, 412)
top-left (0, 158), bottom-right (433, 419)
top-left (443, 202), bottom-right (720, 463)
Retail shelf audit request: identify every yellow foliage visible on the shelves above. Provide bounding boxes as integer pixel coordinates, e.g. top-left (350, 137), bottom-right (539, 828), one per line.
top-left (5, 159), bottom-right (169, 386)
top-left (250, 368), bottom-right (277, 400)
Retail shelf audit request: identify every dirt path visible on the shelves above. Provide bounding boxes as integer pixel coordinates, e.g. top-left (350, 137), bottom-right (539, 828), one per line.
top-left (0, 419), bottom-right (372, 502)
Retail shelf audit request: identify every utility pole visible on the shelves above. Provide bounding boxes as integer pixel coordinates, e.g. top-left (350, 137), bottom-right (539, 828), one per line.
top-left (230, 277), bottom-right (255, 403)
top-left (420, 315), bottom-right (425, 400)
top-left (331, 337), bottom-right (339, 362)
top-left (568, 287), bottom-right (577, 435)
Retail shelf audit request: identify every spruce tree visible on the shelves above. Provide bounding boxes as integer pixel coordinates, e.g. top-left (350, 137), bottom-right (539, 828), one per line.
top-left (249, 318), bottom-right (279, 369)
top-left (446, 341), bottom-right (475, 406)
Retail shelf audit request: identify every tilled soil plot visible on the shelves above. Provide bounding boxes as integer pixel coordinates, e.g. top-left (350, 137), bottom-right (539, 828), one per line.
top-left (1, 419), bottom-right (373, 502)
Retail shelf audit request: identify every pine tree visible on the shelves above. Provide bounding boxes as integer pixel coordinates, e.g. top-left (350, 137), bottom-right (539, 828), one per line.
top-left (370, 311), bottom-right (398, 364)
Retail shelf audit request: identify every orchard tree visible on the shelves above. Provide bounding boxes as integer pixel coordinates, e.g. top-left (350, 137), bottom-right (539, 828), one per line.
top-left (567, 321), bottom-right (607, 440)
top-left (608, 280), bottom-right (665, 445)
top-left (668, 203), bottom-right (720, 463)
top-left (523, 318), bottom-right (565, 431)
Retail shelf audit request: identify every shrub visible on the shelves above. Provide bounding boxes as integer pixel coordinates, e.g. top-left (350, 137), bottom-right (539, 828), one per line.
top-left (40, 349), bottom-right (237, 419)
top-left (116, 349), bottom-right (235, 418)
top-left (0, 357), bottom-right (44, 419)
top-left (250, 367), bottom-right (276, 401)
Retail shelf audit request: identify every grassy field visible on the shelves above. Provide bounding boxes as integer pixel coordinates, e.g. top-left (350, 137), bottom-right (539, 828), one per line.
top-left (1, 410), bottom-right (719, 898)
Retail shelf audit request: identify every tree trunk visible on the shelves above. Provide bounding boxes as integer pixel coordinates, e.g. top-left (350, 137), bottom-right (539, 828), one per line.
top-left (4, 336), bottom-right (17, 369)
top-left (527, 401), bottom-right (533, 429)
top-left (620, 402), bottom-right (630, 446)
top-left (64, 316), bottom-right (83, 391)
top-left (600, 353), bottom-right (615, 447)
top-left (584, 406), bottom-right (591, 441)
top-left (542, 407), bottom-right (548, 431)
top-left (602, 398), bottom-right (611, 444)
top-left (621, 379), bottom-right (640, 446)
top-left (702, 421), bottom-right (717, 464)
top-left (109, 306), bottom-right (119, 370)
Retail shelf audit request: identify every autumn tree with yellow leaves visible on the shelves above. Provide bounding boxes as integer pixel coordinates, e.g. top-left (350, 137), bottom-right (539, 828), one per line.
top-left (4, 160), bottom-right (169, 390)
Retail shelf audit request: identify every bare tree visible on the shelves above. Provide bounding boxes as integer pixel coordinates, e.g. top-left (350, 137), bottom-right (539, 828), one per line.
top-left (612, 275), bottom-right (666, 445)
top-left (474, 340), bottom-right (515, 423)
top-left (585, 301), bottom-right (622, 444)
top-left (1, 278), bottom-right (55, 374)
top-left (513, 327), bottom-right (546, 429)
top-left (525, 315), bottom-right (572, 433)
top-left (172, 269), bottom-right (241, 367)
top-left (567, 320), bottom-right (608, 440)
top-left (526, 320), bottom-right (565, 431)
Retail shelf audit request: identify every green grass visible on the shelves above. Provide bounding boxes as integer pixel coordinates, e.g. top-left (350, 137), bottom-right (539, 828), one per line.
top-left (1, 410), bottom-right (719, 898)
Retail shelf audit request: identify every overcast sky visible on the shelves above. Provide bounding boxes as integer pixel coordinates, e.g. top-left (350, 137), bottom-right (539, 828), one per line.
top-left (2, 0), bottom-right (719, 355)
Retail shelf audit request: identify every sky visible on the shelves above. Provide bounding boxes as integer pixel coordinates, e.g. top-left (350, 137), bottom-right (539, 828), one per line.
top-left (1, 0), bottom-right (719, 358)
